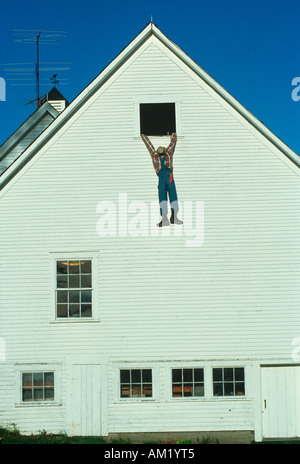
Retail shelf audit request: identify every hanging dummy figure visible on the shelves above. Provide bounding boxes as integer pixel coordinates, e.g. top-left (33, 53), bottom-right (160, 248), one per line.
top-left (141, 133), bottom-right (183, 227)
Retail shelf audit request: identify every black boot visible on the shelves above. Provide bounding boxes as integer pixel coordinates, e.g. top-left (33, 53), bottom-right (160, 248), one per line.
top-left (170, 209), bottom-right (183, 225)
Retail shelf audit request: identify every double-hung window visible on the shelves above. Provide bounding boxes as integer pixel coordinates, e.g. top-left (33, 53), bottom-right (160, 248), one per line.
top-left (56, 260), bottom-right (92, 319)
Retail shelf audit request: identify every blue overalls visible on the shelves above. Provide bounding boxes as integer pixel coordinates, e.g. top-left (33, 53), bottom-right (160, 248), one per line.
top-left (158, 155), bottom-right (179, 216)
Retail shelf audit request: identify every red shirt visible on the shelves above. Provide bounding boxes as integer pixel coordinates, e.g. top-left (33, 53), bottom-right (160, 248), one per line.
top-left (141, 133), bottom-right (177, 176)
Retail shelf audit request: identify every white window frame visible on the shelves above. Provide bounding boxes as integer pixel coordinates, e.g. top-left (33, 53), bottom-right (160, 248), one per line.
top-left (49, 251), bottom-right (99, 323)
top-left (212, 366), bottom-right (246, 398)
top-left (114, 364), bottom-right (158, 402)
top-left (167, 362), bottom-right (249, 402)
top-left (133, 96), bottom-right (182, 138)
top-left (171, 366), bottom-right (205, 400)
top-left (15, 363), bottom-right (62, 407)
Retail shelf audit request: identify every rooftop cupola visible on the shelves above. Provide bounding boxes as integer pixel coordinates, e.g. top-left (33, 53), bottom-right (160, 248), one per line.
top-left (40, 87), bottom-right (69, 113)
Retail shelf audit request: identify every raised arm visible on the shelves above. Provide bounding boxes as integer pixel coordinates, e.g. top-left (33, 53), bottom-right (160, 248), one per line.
top-left (141, 134), bottom-right (156, 157)
top-left (166, 133), bottom-right (177, 156)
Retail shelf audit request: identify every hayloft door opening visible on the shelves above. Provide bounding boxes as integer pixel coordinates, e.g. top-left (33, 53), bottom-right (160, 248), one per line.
top-left (140, 103), bottom-right (176, 136)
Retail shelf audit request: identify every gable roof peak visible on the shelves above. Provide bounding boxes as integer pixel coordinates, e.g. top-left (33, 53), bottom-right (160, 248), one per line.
top-left (0, 23), bottom-right (299, 190)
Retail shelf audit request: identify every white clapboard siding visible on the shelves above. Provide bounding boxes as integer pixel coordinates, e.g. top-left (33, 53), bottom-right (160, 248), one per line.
top-left (107, 363), bottom-right (253, 433)
top-left (0, 30), bottom-right (299, 436)
top-left (108, 401), bottom-right (253, 433)
top-left (0, 363), bottom-right (66, 434)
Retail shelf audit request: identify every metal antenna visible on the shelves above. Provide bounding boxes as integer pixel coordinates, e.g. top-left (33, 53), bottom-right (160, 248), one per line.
top-left (12, 29), bottom-right (67, 44)
top-left (3, 29), bottom-right (70, 106)
top-left (36, 31), bottom-right (41, 106)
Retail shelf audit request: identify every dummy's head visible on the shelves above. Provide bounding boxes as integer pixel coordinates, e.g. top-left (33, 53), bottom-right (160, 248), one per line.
top-left (157, 146), bottom-right (166, 155)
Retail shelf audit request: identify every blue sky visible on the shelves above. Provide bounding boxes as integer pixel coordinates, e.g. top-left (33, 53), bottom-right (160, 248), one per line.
top-left (1, 0), bottom-right (300, 155)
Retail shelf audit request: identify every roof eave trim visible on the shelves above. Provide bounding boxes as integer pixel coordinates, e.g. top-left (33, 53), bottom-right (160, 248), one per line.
top-left (0, 102), bottom-right (59, 161)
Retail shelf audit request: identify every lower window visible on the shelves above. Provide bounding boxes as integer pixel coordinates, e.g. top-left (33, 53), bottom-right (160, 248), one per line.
top-left (120, 369), bottom-right (152, 398)
top-left (172, 368), bottom-right (204, 397)
top-left (213, 367), bottom-right (245, 396)
top-left (22, 372), bottom-right (54, 402)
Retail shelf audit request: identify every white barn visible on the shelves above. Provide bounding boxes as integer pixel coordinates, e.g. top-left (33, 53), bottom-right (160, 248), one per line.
top-left (0, 23), bottom-right (299, 443)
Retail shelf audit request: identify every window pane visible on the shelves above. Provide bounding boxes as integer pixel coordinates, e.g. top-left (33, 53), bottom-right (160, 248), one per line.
top-left (183, 369), bottom-right (192, 382)
top-left (57, 275), bottom-right (68, 288)
top-left (57, 262), bottom-right (68, 274)
top-left (45, 388), bottom-right (54, 401)
top-left (81, 261), bottom-right (91, 274)
top-left (69, 290), bottom-right (80, 303)
top-left (22, 373), bottom-right (32, 387)
top-left (44, 372), bottom-right (54, 386)
top-left (235, 382), bottom-right (245, 396)
top-left (172, 384), bottom-right (182, 397)
top-left (22, 389), bottom-right (33, 402)
top-left (172, 369), bottom-right (182, 382)
top-left (213, 368), bottom-right (222, 381)
top-left (142, 369), bottom-right (152, 383)
top-left (34, 388), bottom-right (44, 401)
top-left (57, 304), bottom-right (68, 318)
top-left (213, 383), bottom-right (223, 396)
top-left (194, 369), bottom-right (204, 382)
top-left (224, 382), bottom-right (234, 396)
top-left (69, 275), bottom-right (80, 288)
top-left (143, 384), bottom-right (152, 397)
top-left (120, 384), bottom-right (130, 398)
top-left (69, 304), bottom-right (80, 317)
top-left (194, 383), bottom-right (204, 397)
top-left (57, 290), bottom-right (68, 303)
top-left (131, 370), bottom-right (141, 383)
top-left (235, 368), bottom-right (244, 381)
top-left (81, 304), bottom-right (92, 318)
top-left (131, 384), bottom-right (141, 397)
top-left (183, 383), bottom-right (193, 397)
top-left (224, 368), bottom-right (233, 381)
top-left (81, 274), bottom-right (92, 288)
top-left (120, 370), bottom-right (130, 383)
top-left (33, 373), bottom-right (43, 386)
top-left (69, 261), bottom-right (80, 274)
top-left (81, 290), bottom-right (92, 303)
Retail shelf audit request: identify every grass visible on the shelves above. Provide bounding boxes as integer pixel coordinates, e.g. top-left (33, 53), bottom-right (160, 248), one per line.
top-left (0, 427), bottom-right (131, 444)
top-left (0, 426), bottom-right (220, 445)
